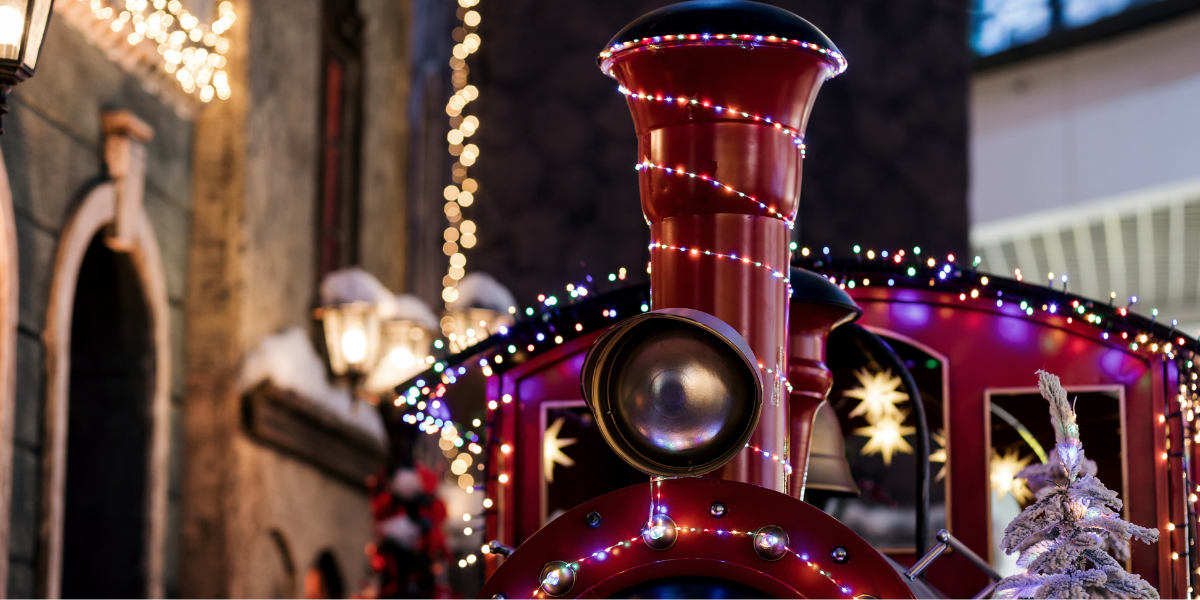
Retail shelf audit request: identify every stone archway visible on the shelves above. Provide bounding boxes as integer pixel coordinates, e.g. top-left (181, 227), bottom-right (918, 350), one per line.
top-left (38, 112), bottom-right (170, 599)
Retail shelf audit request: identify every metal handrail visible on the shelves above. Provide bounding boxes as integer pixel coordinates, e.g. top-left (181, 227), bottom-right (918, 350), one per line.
top-left (905, 529), bottom-right (1002, 599)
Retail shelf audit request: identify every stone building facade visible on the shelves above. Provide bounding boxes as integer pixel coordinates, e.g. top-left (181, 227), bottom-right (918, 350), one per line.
top-left (0, 0), bottom-right (414, 597)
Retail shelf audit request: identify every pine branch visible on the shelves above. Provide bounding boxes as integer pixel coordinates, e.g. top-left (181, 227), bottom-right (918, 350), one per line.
top-left (1038, 370), bottom-right (1084, 482)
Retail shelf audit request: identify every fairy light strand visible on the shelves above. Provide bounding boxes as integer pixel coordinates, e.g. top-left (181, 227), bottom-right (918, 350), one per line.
top-left (649, 242), bottom-right (792, 294)
top-left (636, 161), bottom-right (795, 227)
top-left (440, 0), bottom-right (484, 304)
top-left (67, 0), bottom-right (236, 101)
top-left (526, 479), bottom-right (851, 598)
top-left (391, 248), bottom-right (1200, 586)
top-left (599, 33), bottom-right (848, 78)
top-left (527, 527), bottom-right (854, 598)
top-left (620, 88), bottom-right (807, 154)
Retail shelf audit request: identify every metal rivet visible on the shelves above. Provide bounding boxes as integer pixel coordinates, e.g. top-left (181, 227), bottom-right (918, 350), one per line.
top-left (832, 546), bottom-right (849, 563)
top-left (641, 513), bottom-right (678, 551)
top-left (710, 501), bottom-right (727, 519)
top-left (539, 562), bottom-right (575, 597)
top-left (752, 525), bottom-right (789, 561)
top-left (586, 511), bottom-right (602, 528)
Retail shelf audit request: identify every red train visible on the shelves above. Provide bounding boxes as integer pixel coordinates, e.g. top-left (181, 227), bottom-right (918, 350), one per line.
top-left (388, 2), bottom-right (1197, 597)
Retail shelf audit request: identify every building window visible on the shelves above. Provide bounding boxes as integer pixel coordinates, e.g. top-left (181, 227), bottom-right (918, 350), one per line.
top-left (317, 0), bottom-right (364, 277)
top-left (971, 0), bottom-right (1195, 60)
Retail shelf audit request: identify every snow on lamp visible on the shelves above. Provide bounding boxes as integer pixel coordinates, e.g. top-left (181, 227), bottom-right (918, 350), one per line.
top-left (0, 0), bottom-right (53, 134)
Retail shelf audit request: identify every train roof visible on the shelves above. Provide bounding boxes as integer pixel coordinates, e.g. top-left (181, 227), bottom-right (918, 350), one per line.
top-left (391, 252), bottom-right (1200, 432)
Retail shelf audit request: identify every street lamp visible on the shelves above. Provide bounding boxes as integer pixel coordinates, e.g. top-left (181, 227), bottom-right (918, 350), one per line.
top-left (316, 301), bottom-right (382, 388)
top-left (0, 0), bottom-right (54, 134)
top-left (380, 319), bottom-right (435, 374)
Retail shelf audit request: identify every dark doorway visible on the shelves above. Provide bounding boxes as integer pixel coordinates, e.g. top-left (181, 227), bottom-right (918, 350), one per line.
top-left (60, 233), bottom-right (153, 598)
top-left (304, 550), bottom-right (344, 599)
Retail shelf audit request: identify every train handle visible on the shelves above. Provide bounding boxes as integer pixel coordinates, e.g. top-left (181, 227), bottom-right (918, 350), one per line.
top-left (905, 529), bottom-right (1002, 599)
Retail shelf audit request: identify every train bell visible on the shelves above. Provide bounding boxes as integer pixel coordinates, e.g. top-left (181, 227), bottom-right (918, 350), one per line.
top-left (581, 308), bottom-right (763, 477)
top-left (804, 402), bottom-right (860, 497)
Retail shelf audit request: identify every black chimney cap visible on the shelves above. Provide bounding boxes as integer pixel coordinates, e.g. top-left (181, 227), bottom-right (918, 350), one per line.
top-left (789, 267), bottom-right (862, 322)
top-left (603, 0), bottom-right (841, 58)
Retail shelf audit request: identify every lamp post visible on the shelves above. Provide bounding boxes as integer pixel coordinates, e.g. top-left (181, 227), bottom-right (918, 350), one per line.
top-left (0, 0), bottom-right (54, 134)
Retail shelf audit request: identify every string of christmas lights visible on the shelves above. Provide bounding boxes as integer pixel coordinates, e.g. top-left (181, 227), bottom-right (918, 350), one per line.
top-left (635, 161), bottom-right (796, 227)
top-left (619, 89), bottom-right (807, 153)
top-left (66, 0), bottom-right (235, 101)
top-left (517, 478), bottom-right (854, 598)
top-left (599, 33), bottom-right (848, 78)
top-left (649, 242), bottom-right (792, 293)
top-left (440, 0), bottom-right (484, 305)
top-left (799, 245), bottom-right (1200, 594)
top-left (745, 442), bottom-right (794, 475)
top-left (388, 246), bottom-right (1200, 584)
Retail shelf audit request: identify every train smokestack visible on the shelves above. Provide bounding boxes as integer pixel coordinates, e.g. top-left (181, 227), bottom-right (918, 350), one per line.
top-left (594, 0), bottom-right (846, 490)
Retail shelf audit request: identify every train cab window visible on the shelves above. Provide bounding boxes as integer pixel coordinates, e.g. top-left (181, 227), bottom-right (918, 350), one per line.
top-left (985, 388), bottom-right (1124, 576)
top-left (541, 402), bottom-right (644, 524)
top-left (818, 331), bottom-right (949, 553)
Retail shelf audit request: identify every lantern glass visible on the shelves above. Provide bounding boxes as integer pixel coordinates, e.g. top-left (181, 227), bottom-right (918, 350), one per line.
top-left (22, 0), bottom-right (52, 70)
top-left (319, 302), bottom-right (382, 377)
top-left (0, 1), bottom-right (27, 60)
top-left (441, 307), bottom-right (514, 353)
top-left (381, 319), bottom-right (434, 373)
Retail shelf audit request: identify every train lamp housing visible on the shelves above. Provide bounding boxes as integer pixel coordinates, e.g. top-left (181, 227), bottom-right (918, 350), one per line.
top-left (0, 0), bottom-right (54, 134)
top-left (581, 308), bottom-right (763, 477)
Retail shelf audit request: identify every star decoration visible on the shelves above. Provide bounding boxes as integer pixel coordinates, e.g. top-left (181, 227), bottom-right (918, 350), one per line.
top-left (853, 413), bottom-right (916, 466)
top-left (844, 368), bottom-right (909, 424)
top-left (930, 429), bottom-right (948, 481)
top-left (543, 417), bottom-right (577, 483)
top-left (990, 448), bottom-right (1034, 503)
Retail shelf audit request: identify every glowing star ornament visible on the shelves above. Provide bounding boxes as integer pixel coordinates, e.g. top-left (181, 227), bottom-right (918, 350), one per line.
top-left (854, 414), bottom-right (915, 465)
top-left (543, 417), bottom-right (577, 483)
top-left (929, 429), bottom-right (948, 481)
top-left (990, 448), bottom-right (1034, 503)
top-left (844, 368), bottom-right (909, 423)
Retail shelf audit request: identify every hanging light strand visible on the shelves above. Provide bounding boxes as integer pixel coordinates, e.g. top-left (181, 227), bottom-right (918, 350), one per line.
top-left (441, 0), bottom-right (483, 304)
top-left (68, 0), bottom-right (236, 101)
top-left (636, 161), bottom-right (796, 228)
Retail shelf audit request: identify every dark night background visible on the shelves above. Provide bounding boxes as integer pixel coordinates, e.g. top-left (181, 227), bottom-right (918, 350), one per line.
top-left (408, 0), bottom-right (970, 309)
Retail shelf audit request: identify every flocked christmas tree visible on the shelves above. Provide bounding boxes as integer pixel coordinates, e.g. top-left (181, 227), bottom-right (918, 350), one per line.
top-left (994, 371), bottom-right (1160, 599)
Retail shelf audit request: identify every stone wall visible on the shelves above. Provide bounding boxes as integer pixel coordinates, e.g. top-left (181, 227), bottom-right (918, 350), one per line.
top-left (182, 0), bottom-right (410, 596)
top-left (418, 0), bottom-right (969, 306)
top-left (0, 20), bottom-right (195, 598)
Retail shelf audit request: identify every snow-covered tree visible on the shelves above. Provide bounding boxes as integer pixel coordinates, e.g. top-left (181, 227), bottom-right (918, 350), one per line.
top-left (994, 371), bottom-right (1160, 599)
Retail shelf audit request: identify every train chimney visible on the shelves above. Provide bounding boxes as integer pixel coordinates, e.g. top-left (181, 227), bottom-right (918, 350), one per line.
top-left (786, 268), bottom-right (861, 499)
top-left (594, 1), bottom-right (846, 491)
